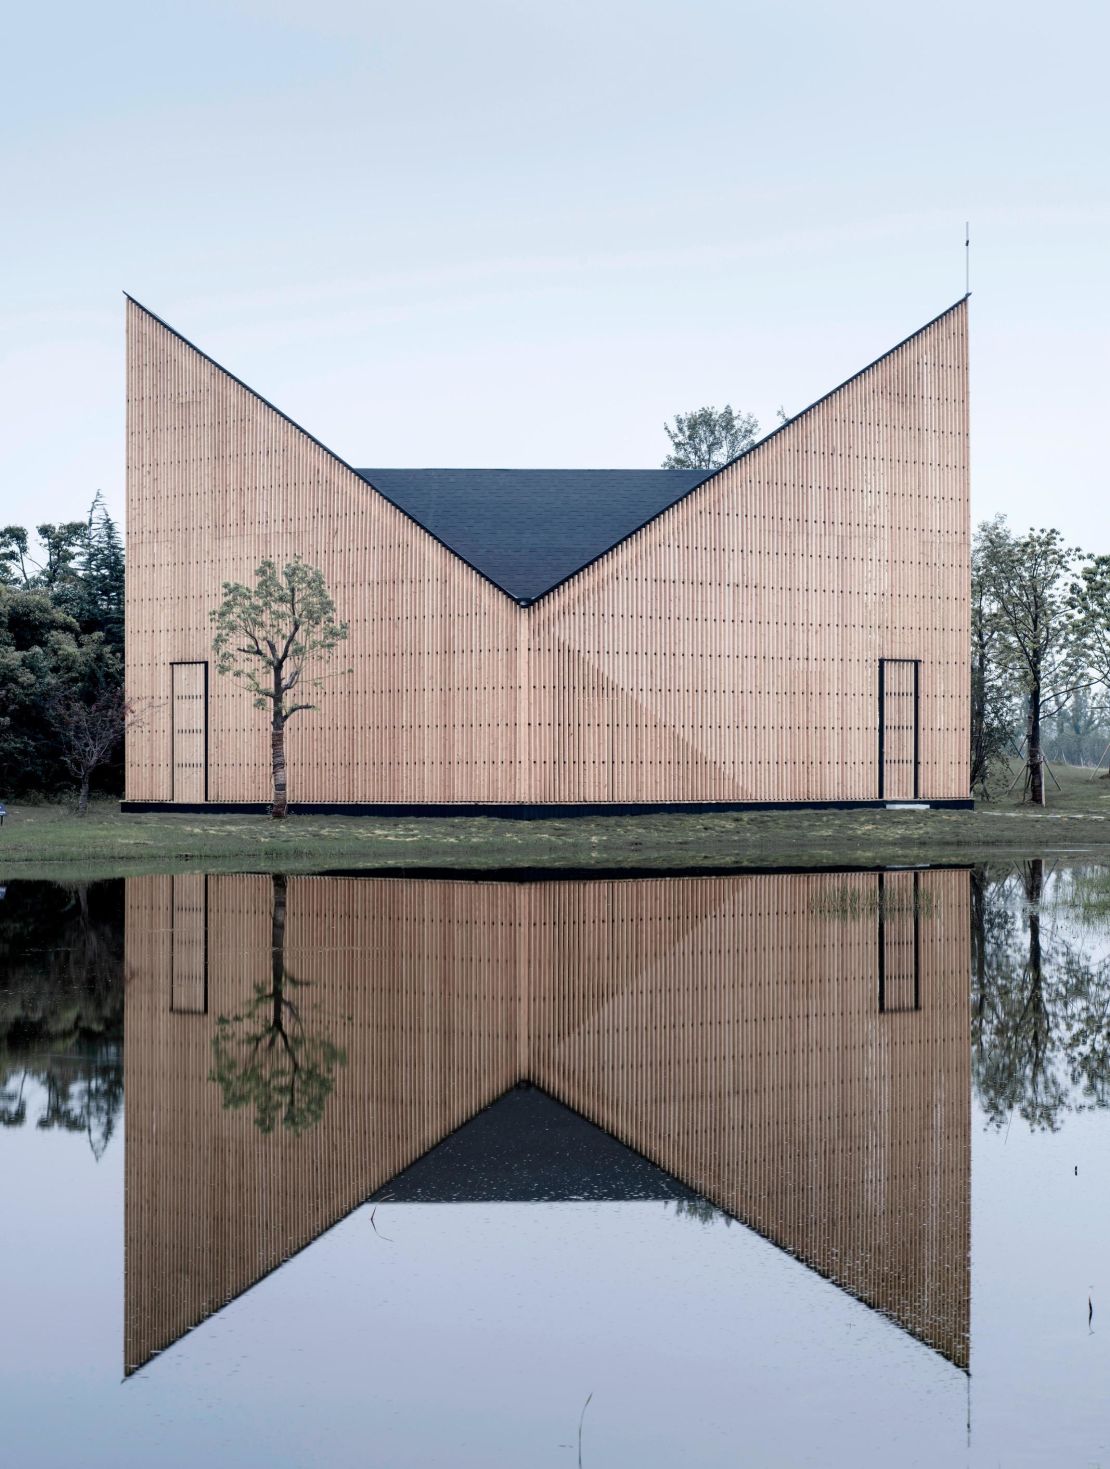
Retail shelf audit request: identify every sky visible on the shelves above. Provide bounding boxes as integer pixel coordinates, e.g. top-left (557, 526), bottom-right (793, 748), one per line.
top-left (1, 0), bottom-right (1107, 551)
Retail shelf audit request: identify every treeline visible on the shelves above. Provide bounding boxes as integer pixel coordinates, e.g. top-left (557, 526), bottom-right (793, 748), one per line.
top-left (972, 519), bottom-right (1110, 799)
top-left (0, 497), bottom-right (125, 804)
top-left (0, 880), bottom-right (124, 1158)
top-left (2, 496), bottom-right (1109, 807)
top-left (2, 866), bottom-right (1107, 1153)
top-left (972, 860), bottom-right (1110, 1129)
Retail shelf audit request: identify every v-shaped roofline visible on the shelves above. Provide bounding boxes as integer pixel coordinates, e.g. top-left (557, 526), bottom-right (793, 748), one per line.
top-left (125, 1076), bottom-right (967, 1378)
top-left (125, 292), bottom-right (969, 608)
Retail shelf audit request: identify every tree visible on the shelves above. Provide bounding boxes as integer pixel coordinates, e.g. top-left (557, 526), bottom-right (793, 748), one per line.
top-left (51, 686), bottom-right (147, 815)
top-left (0, 526), bottom-right (33, 586)
top-left (0, 586), bottom-right (117, 795)
top-left (972, 861), bottom-right (1110, 1131)
top-left (970, 524), bottom-right (1016, 793)
top-left (75, 493), bottom-right (126, 649)
top-left (1043, 688), bottom-right (1110, 768)
top-left (210, 557), bottom-right (349, 818)
top-left (0, 880), bottom-right (125, 1159)
top-left (35, 1047), bottom-right (124, 1160)
top-left (1073, 555), bottom-right (1110, 774)
top-left (662, 405), bottom-right (759, 469)
top-left (974, 518), bottom-right (1090, 805)
top-left (209, 874), bottom-right (346, 1133)
top-left (0, 520), bottom-right (87, 595)
top-left (0, 502), bottom-right (127, 798)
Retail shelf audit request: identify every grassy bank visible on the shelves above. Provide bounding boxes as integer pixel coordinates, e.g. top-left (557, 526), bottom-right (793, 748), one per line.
top-left (2, 763), bottom-right (1108, 880)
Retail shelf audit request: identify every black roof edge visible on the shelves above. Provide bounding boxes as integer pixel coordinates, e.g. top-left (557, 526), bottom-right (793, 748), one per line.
top-left (122, 293), bottom-right (521, 603)
top-left (120, 1076), bottom-right (686, 1377)
top-left (124, 292), bottom-right (969, 609)
top-left (527, 293), bottom-right (971, 607)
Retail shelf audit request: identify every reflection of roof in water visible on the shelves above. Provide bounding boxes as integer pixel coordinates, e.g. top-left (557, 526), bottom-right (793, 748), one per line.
top-left (372, 1084), bottom-right (697, 1204)
top-left (124, 870), bottom-right (971, 1375)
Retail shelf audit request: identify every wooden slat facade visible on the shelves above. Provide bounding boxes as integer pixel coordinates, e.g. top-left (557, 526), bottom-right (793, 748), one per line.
top-left (124, 870), bottom-right (970, 1373)
top-left (124, 299), bottom-right (970, 806)
top-left (169, 662), bottom-right (207, 801)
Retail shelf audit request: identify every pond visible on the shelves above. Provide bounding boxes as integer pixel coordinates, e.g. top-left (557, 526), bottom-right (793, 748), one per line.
top-left (1, 863), bottom-right (1108, 1466)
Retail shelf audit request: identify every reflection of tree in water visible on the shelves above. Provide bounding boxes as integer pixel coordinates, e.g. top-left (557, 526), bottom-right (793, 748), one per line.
top-left (0, 880), bottom-right (124, 1159)
top-left (973, 860), bottom-right (1110, 1131)
top-left (31, 1044), bottom-right (124, 1160)
top-left (0, 1069), bottom-right (28, 1127)
top-left (1, 1055), bottom-right (123, 1158)
top-left (668, 1195), bottom-right (733, 1228)
top-left (209, 874), bottom-right (346, 1134)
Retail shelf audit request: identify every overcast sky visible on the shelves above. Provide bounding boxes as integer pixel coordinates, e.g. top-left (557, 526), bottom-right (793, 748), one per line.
top-left (1, 0), bottom-right (1107, 551)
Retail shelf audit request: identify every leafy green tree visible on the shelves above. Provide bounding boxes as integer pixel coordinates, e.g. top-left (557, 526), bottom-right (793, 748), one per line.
top-left (210, 557), bottom-right (349, 818)
top-left (209, 875), bottom-right (346, 1133)
top-left (0, 501), bottom-right (126, 798)
top-left (970, 524), bottom-right (1017, 793)
top-left (0, 520), bottom-right (87, 596)
top-left (1073, 556), bottom-right (1110, 773)
top-left (973, 518), bottom-right (1091, 805)
top-left (0, 526), bottom-right (33, 586)
top-left (0, 586), bottom-right (120, 795)
top-left (1042, 688), bottom-right (1110, 768)
top-left (662, 405), bottom-right (759, 470)
top-left (1, 501), bottom-right (123, 640)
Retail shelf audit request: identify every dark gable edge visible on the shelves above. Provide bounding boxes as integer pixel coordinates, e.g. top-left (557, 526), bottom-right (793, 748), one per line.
top-left (125, 292), bottom-right (968, 609)
top-left (350, 468), bottom-right (708, 603)
top-left (526, 294), bottom-right (971, 606)
top-left (123, 293), bottom-right (523, 603)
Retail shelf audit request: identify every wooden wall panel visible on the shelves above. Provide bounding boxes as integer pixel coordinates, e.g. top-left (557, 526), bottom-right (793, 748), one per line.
top-left (527, 868), bottom-right (970, 1365)
top-left (124, 874), bottom-right (522, 1372)
top-left (170, 662), bottom-right (206, 801)
top-left (124, 870), bottom-right (970, 1373)
top-left (170, 873), bottom-right (206, 1013)
top-left (125, 305), bottom-right (522, 805)
top-left (530, 303), bottom-right (969, 803)
top-left (125, 299), bottom-right (969, 805)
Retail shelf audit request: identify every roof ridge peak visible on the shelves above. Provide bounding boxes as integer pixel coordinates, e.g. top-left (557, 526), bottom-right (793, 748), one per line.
top-left (128, 293), bottom-right (966, 607)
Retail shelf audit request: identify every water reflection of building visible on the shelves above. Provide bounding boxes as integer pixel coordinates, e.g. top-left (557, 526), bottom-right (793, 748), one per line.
top-left (124, 870), bottom-right (970, 1373)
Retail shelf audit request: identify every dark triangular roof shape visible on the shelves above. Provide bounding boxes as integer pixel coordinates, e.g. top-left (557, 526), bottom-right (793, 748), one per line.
top-left (127, 292), bottom-right (968, 607)
top-left (370, 1084), bottom-right (699, 1203)
top-left (355, 467), bottom-right (706, 602)
top-left (358, 295), bottom-right (968, 603)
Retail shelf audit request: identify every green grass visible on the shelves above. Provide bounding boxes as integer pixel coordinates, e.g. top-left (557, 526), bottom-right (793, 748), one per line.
top-left (1066, 865), bottom-right (1110, 920)
top-left (1, 761), bottom-right (1108, 880)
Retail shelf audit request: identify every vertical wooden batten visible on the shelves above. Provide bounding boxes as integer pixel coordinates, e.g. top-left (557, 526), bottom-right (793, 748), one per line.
top-left (124, 870), bottom-right (971, 1374)
top-left (125, 298), bottom-right (970, 807)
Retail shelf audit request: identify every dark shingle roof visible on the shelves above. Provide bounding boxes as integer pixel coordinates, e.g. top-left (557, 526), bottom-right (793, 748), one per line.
top-left (127, 293), bottom-right (969, 605)
top-left (370, 1085), bottom-right (698, 1203)
top-left (355, 467), bottom-right (708, 602)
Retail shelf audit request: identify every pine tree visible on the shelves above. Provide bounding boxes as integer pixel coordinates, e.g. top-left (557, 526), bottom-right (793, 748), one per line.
top-left (77, 493), bottom-right (125, 649)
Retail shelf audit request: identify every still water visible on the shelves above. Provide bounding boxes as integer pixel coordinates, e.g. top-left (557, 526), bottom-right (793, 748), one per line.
top-left (1, 864), bottom-right (1107, 1466)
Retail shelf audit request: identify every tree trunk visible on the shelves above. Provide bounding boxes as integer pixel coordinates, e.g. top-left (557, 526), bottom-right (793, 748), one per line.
top-left (77, 774), bottom-right (91, 817)
top-left (1024, 857), bottom-right (1043, 955)
top-left (1028, 688), bottom-right (1045, 806)
top-left (271, 712), bottom-right (288, 819)
top-left (1023, 857), bottom-right (1049, 1088)
top-left (271, 873), bottom-right (287, 1013)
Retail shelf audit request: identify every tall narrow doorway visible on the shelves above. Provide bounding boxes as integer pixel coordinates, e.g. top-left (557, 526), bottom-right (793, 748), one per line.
top-left (878, 659), bottom-right (920, 801)
top-left (171, 661), bottom-right (208, 802)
